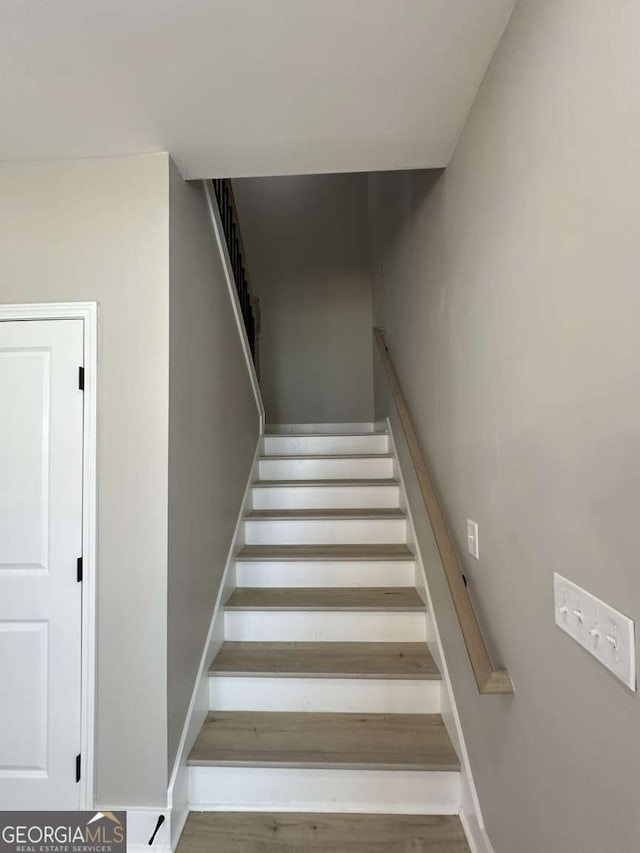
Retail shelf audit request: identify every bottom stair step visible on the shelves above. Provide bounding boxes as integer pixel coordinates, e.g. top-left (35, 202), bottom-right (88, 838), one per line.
top-left (188, 711), bottom-right (459, 771)
top-left (177, 811), bottom-right (470, 852)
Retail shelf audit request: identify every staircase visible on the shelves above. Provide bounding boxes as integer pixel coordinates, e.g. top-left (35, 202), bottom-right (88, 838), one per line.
top-left (177, 425), bottom-right (470, 852)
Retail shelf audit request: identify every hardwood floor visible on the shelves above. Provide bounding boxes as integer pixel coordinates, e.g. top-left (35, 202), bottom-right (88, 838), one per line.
top-left (246, 508), bottom-right (406, 518)
top-left (210, 641), bottom-right (440, 679)
top-left (188, 711), bottom-right (460, 771)
top-left (224, 587), bottom-right (425, 611)
top-left (259, 453), bottom-right (395, 460)
top-left (236, 544), bottom-right (415, 561)
top-left (177, 812), bottom-right (471, 852)
top-left (253, 478), bottom-right (400, 486)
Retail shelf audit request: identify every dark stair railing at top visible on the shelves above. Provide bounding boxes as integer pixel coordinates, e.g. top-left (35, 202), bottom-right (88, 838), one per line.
top-left (212, 178), bottom-right (260, 375)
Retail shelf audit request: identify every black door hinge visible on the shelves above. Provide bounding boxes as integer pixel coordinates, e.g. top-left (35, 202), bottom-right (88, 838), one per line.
top-left (78, 366), bottom-right (85, 391)
top-left (77, 557), bottom-right (83, 583)
top-left (75, 753), bottom-right (81, 783)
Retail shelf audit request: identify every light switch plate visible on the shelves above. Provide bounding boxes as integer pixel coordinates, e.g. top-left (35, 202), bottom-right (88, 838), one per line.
top-left (554, 573), bottom-right (636, 691)
top-left (467, 519), bottom-right (479, 560)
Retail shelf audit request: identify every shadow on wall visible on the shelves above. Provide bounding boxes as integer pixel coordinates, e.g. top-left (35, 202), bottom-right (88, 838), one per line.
top-left (233, 173), bottom-right (375, 425)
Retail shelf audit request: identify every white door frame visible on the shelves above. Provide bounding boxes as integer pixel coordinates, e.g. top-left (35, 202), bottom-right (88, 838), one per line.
top-left (0, 301), bottom-right (98, 809)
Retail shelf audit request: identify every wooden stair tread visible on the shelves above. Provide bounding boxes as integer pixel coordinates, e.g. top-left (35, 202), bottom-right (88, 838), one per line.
top-left (264, 431), bottom-right (389, 438)
top-left (210, 641), bottom-right (440, 679)
top-left (225, 587), bottom-right (425, 611)
top-left (177, 812), bottom-right (470, 852)
top-left (188, 711), bottom-right (460, 771)
top-left (260, 453), bottom-right (394, 460)
top-left (236, 544), bottom-right (415, 561)
top-left (253, 478), bottom-right (400, 487)
top-left (245, 508), bottom-right (405, 520)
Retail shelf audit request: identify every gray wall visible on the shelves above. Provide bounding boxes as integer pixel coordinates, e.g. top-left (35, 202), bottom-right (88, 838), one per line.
top-left (0, 154), bottom-right (170, 806)
top-left (233, 174), bottom-right (374, 424)
top-left (167, 165), bottom-right (260, 768)
top-left (368, 2), bottom-right (640, 851)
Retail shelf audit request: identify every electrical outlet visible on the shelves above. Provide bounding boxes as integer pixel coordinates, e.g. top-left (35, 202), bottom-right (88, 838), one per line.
top-left (467, 519), bottom-right (479, 560)
top-left (554, 573), bottom-right (636, 692)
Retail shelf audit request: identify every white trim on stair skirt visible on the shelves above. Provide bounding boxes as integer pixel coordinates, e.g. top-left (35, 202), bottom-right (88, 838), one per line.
top-left (203, 179), bottom-right (264, 434)
top-left (0, 301), bottom-right (98, 811)
top-left (459, 808), bottom-right (497, 853)
top-left (384, 417), bottom-right (495, 853)
top-left (167, 437), bottom-right (262, 850)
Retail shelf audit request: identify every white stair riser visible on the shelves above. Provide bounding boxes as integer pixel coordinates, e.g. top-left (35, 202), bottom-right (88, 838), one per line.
top-left (224, 611), bottom-right (426, 642)
top-left (188, 766), bottom-right (461, 814)
top-left (252, 484), bottom-right (400, 510)
top-left (266, 423), bottom-right (377, 435)
top-left (259, 457), bottom-right (394, 481)
top-left (209, 676), bottom-right (441, 714)
top-left (244, 518), bottom-right (406, 546)
top-left (263, 435), bottom-right (389, 456)
top-left (235, 560), bottom-right (416, 588)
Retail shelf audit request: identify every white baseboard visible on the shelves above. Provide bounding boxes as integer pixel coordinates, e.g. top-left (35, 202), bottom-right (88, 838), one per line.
top-left (459, 808), bottom-right (497, 853)
top-left (166, 437), bottom-right (262, 849)
top-left (384, 416), bottom-right (496, 853)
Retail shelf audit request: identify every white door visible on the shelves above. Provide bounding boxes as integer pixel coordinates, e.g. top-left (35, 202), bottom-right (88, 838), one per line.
top-left (0, 319), bottom-right (84, 808)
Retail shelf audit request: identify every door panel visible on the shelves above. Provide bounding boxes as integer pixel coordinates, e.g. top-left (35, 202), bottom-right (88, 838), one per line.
top-left (0, 350), bottom-right (51, 572)
top-left (0, 622), bottom-right (48, 772)
top-left (0, 319), bottom-right (84, 809)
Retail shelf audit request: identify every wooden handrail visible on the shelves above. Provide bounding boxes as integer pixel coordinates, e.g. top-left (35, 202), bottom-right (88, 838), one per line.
top-left (374, 328), bottom-right (513, 694)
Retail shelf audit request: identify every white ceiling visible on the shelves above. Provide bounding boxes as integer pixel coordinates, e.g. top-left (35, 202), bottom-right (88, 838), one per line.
top-left (0, 0), bottom-right (515, 178)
